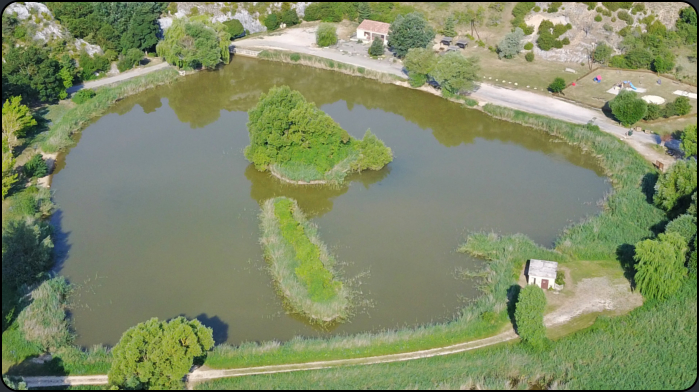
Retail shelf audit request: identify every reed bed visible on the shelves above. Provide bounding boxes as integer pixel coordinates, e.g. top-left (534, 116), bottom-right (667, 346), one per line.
top-left (39, 68), bottom-right (180, 153)
top-left (259, 197), bottom-right (351, 324)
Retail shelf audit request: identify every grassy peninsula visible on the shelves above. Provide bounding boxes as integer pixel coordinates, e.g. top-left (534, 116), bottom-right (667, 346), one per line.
top-left (260, 197), bottom-right (351, 324)
top-left (244, 86), bottom-right (393, 185)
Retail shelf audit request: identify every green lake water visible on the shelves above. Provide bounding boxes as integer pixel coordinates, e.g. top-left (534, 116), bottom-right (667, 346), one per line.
top-left (50, 56), bottom-right (610, 346)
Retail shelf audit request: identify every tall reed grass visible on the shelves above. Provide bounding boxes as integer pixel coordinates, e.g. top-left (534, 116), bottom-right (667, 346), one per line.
top-left (39, 69), bottom-right (180, 153)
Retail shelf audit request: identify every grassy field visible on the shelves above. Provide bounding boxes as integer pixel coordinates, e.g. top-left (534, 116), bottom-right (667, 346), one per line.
top-left (196, 280), bottom-right (696, 390)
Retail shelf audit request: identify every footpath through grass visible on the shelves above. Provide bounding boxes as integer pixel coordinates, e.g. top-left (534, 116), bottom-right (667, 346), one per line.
top-left (196, 279), bottom-right (697, 390)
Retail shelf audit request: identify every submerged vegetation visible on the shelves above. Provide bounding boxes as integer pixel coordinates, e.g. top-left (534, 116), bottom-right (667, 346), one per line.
top-left (259, 197), bottom-right (351, 323)
top-left (244, 86), bottom-right (392, 185)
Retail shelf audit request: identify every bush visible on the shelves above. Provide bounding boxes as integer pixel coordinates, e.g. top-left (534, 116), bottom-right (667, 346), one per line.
top-left (1, 218), bottom-right (54, 288)
top-left (523, 42), bottom-right (533, 50)
top-left (665, 214), bottom-right (697, 244)
top-left (654, 159), bottom-right (697, 214)
top-left (17, 277), bottom-right (73, 351)
top-left (673, 96), bottom-right (692, 116)
top-left (282, 9), bottom-right (300, 26)
top-left (116, 48), bottom-right (143, 72)
top-left (547, 2), bottom-right (562, 13)
top-left (593, 42), bottom-right (612, 64)
top-left (514, 284), bottom-right (548, 350)
top-left (525, 51), bottom-right (534, 62)
top-left (595, 14), bottom-right (603, 22)
top-left (71, 88), bottom-right (96, 104)
top-left (533, 6), bottom-right (540, 12)
top-left (264, 12), bottom-right (281, 31)
top-left (316, 23), bottom-right (337, 47)
top-left (634, 233), bottom-right (687, 300)
top-left (368, 37), bottom-right (384, 56)
top-left (547, 77), bottom-right (566, 93)
top-left (644, 103), bottom-right (662, 120)
top-left (23, 153), bottom-right (48, 178)
top-left (290, 53), bottom-right (301, 62)
top-left (681, 125), bottom-right (697, 156)
top-left (388, 12), bottom-right (436, 58)
top-left (561, 37), bottom-right (570, 45)
top-left (602, 2), bottom-right (632, 12)
top-left (603, 23), bottom-right (613, 32)
top-left (432, 52), bottom-right (480, 94)
top-left (408, 72), bottom-right (427, 87)
top-left (497, 27), bottom-right (524, 59)
top-left (403, 47), bottom-right (437, 75)
top-left (555, 270), bottom-right (565, 286)
top-left (223, 19), bottom-right (245, 39)
top-left (617, 10), bottom-right (634, 25)
top-left (609, 90), bottom-right (647, 126)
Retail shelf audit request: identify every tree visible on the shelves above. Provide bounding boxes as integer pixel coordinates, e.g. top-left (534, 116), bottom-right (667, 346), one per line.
top-left (497, 27), bottom-right (524, 59)
top-left (525, 51), bottom-right (534, 62)
top-left (3, 376), bottom-right (27, 390)
top-left (593, 42), bottom-right (612, 64)
top-left (645, 103), bottom-right (662, 121)
top-left (17, 277), bottom-right (73, 351)
top-left (514, 284), bottom-right (548, 351)
top-left (156, 19), bottom-right (225, 70)
top-left (316, 23), bottom-right (338, 47)
top-left (634, 232), bottom-right (687, 300)
top-left (673, 96), bottom-right (692, 116)
top-left (2, 96), bottom-right (37, 148)
top-left (1, 218), bottom-right (54, 288)
top-left (681, 125), bottom-right (697, 157)
top-left (442, 16), bottom-right (456, 37)
top-left (282, 9), bottom-right (300, 26)
top-left (368, 37), bottom-right (384, 56)
top-left (265, 13), bottom-right (281, 31)
top-left (358, 2), bottom-right (371, 23)
top-left (403, 47), bottom-right (437, 76)
top-left (388, 12), bottom-right (436, 58)
top-left (117, 48), bottom-right (145, 72)
top-left (119, 11), bottom-right (160, 52)
top-left (223, 19), bottom-right (245, 39)
top-left (609, 90), bottom-right (647, 126)
top-left (547, 77), bottom-right (566, 93)
top-left (652, 52), bottom-right (675, 74)
top-left (431, 52), bottom-right (480, 94)
top-left (2, 46), bottom-right (64, 104)
top-left (108, 317), bottom-right (214, 390)
top-left (654, 158), bottom-right (697, 214)
top-left (2, 138), bottom-right (17, 200)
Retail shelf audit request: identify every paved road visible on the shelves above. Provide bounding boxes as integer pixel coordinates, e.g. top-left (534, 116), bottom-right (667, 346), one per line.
top-left (66, 62), bottom-right (171, 93)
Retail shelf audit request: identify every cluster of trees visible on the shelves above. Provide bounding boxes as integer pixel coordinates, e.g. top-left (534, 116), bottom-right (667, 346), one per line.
top-left (609, 90), bottom-right (692, 126)
top-left (536, 20), bottom-right (572, 51)
top-left (510, 2), bottom-right (536, 35)
top-left (387, 12), bottom-right (435, 58)
top-left (497, 27), bottom-right (524, 59)
top-left (514, 284), bottom-right (548, 351)
top-left (403, 48), bottom-right (480, 96)
top-left (316, 23), bottom-right (338, 47)
top-left (2, 46), bottom-right (66, 104)
top-left (644, 96), bottom-right (692, 121)
top-left (263, 4), bottom-right (300, 31)
top-left (304, 2), bottom-right (416, 24)
top-left (156, 18), bottom-right (231, 70)
top-left (368, 37), bottom-right (385, 57)
top-left (244, 86), bottom-right (392, 179)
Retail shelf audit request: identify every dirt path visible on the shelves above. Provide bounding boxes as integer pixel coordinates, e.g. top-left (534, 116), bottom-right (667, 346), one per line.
top-left (66, 61), bottom-right (171, 93)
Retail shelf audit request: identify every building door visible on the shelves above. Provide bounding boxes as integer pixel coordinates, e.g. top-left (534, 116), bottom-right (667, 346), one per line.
top-left (541, 279), bottom-right (549, 289)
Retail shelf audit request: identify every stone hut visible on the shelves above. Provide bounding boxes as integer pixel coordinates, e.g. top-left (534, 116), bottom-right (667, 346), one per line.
top-left (526, 259), bottom-right (558, 290)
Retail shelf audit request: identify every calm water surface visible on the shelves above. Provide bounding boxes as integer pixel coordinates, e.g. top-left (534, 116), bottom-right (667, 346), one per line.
top-left (51, 57), bottom-right (610, 346)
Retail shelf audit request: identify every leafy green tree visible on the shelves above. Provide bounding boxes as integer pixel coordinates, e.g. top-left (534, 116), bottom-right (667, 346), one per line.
top-left (368, 37), bottom-right (385, 56)
top-left (157, 19), bottom-right (226, 70)
top-left (17, 276), bottom-right (73, 351)
top-left (497, 27), bottom-right (524, 59)
top-left (71, 89), bottom-right (96, 105)
top-left (120, 12), bottom-right (160, 52)
top-left (644, 103), bottom-right (662, 121)
top-left (265, 13), bottom-right (281, 31)
top-left (681, 125), bottom-right (697, 157)
top-left (593, 42), bottom-right (612, 64)
top-left (108, 317), bottom-right (214, 390)
top-left (2, 46), bottom-right (64, 103)
top-left (223, 19), bottom-right (245, 39)
top-left (431, 52), bottom-right (480, 94)
top-left (282, 9), bottom-right (300, 26)
top-left (673, 96), bottom-right (692, 116)
top-left (2, 96), bottom-right (37, 148)
top-left (408, 72), bottom-right (427, 87)
top-left (117, 48), bottom-right (144, 72)
top-left (316, 23), bottom-right (338, 47)
top-left (514, 284), bottom-right (548, 351)
top-left (3, 376), bottom-right (27, 390)
top-left (403, 47), bottom-right (437, 76)
top-left (1, 218), bottom-right (53, 288)
top-left (523, 42), bottom-right (534, 50)
top-left (2, 139), bottom-right (17, 200)
top-left (609, 90), bottom-right (647, 126)
top-left (634, 232), bottom-right (687, 300)
top-left (388, 12), bottom-right (436, 58)
top-left (547, 77), bottom-right (566, 93)
top-left (665, 214), bottom-right (697, 245)
top-left (358, 2), bottom-right (371, 23)
top-left (78, 53), bottom-right (111, 81)
top-left (652, 52), bottom-right (675, 74)
top-left (442, 16), bottom-right (456, 37)
top-left (654, 158), bottom-right (697, 214)
top-left (525, 51), bottom-right (534, 62)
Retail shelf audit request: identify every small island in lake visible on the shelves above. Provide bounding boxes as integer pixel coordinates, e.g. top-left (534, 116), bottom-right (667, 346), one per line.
top-left (244, 85), bottom-right (393, 185)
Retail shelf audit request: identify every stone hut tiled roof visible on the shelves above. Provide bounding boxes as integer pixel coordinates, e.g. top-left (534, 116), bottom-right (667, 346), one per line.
top-left (528, 259), bottom-right (558, 279)
top-left (357, 19), bottom-right (391, 35)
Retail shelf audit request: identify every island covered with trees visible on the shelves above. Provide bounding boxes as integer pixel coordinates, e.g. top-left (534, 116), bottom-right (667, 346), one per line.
top-left (244, 86), bottom-right (393, 185)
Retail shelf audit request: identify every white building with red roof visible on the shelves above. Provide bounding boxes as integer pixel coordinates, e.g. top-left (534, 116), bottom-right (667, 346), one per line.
top-left (356, 19), bottom-right (390, 45)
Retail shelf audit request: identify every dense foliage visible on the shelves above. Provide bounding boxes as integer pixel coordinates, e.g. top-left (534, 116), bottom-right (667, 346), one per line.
top-left (514, 284), bottom-right (548, 351)
top-left (368, 37), bottom-right (385, 56)
top-left (2, 46), bottom-right (64, 104)
top-left (2, 139), bottom-right (17, 199)
top-left (223, 19), bottom-right (245, 39)
top-left (71, 89), bottom-right (96, 105)
top-left (156, 18), bottom-right (230, 70)
top-left (431, 52), bottom-right (480, 95)
top-left (304, 2), bottom-right (415, 24)
top-left (117, 48), bottom-right (145, 72)
top-left (23, 153), bottom-right (48, 179)
top-left (78, 52), bottom-right (111, 81)
top-left (497, 27), bottom-right (524, 59)
top-left (387, 12), bottom-right (436, 58)
top-left (547, 77), bottom-right (566, 93)
top-left (16, 276), bottom-right (73, 351)
top-left (2, 96), bottom-right (37, 149)
top-left (609, 90), bottom-right (647, 126)
top-left (525, 51), bottom-right (534, 62)
top-left (403, 47), bottom-right (437, 77)
top-left (536, 19), bottom-right (571, 51)
top-left (593, 42), bottom-right (613, 64)
top-left (108, 316), bottom-right (214, 389)
top-left (654, 158), bottom-right (697, 215)
top-left (1, 218), bottom-right (54, 288)
top-left (316, 23), bottom-right (338, 47)
top-left (681, 125), bottom-right (697, 157)
top-left (634, 232), bottom-right (687, 300)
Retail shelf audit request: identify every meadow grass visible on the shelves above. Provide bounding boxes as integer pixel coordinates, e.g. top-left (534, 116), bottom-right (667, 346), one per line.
top-left (259, 197), bottom-right (351, 324)
top-left (196, 280), bottom-right (696, 390)
top-left (37, 68), bottom-right (180, 153)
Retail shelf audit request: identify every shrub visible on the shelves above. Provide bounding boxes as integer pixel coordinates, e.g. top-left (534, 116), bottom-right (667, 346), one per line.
top-left (368, 37), bottom-right (384, 56)
top-left (354, 130), bottom-right (393, 171)
top-left (593, 42), bottom-right (612, 63)
top-left (617, 10), bottom-right (634, 25)
top-left (634, 232), bottom-right (687, 300)
top-left (602, 2), bottom-right (632, 12)
top-left (1, 218), bottom-right (54, 288)
top-left (17, 277), bottom-right (73, 351)
top-left (71, 89), bottom-right (96, 104)
top-left (514, 284), bottom-right (548, 351)
top-left (264, 12), bottom-right (281, 31)
top-left (223, 19), bottom-right (245, 39)
top-left (533, 6), bottom-right (540, 12)
top-left (357, 67), bottom-right (365, 74)
top-left (595, 14), bottom-right (603, 22)
top-left (403, 47), bottom-right (437, 75)
top-left (464, 98), bottom-right (478, 107)
top-left (547, 77), bottom-right (566, 93)
top-left (609, 90), bottom-right (647, 126)
top-left (547, 2), bottom-right (562, 13)
top-left (524, 42), bottom-right (533, 50)
top-left (497, 27), bottom-right (524, 59)
top-left (511, 2), bottom-right (535, 27)
top-left (603, 23), bottom-right (613, 32)
top-left (525, 51), bottom-right (534, 62)
top-left (681, 125), bottom-right (697, 156)
top-left (673, 96), bottom-right (692, 116)
top-left (24, 153), bottom-right (48, 178)
top-left (408, 71), bottom-right (427, 87)
top-left (316, 23), bottom-right (337, 47)
top-left (644, 103), bottom-right (662, 120)
top-left (290, 53), bottom-right (301, 62)
top-left (388, 12), bottom-right (435, 58)
top-left (282, 9), bottom-right (300, 26)
top-left (555, 270), bottom-right (565, 286)
top-left (631, 3), bottom-right (645, 15)
top-left (432, 52), bottom-right (480, 94)
top-left (581, 2), bottom-right (597, 11)
top-left (561, 37), bottom-right (570, 45)
top-left (611, 16), bottom-right (616, 22)
top-left (654, 159), bottom-right (697, 214)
